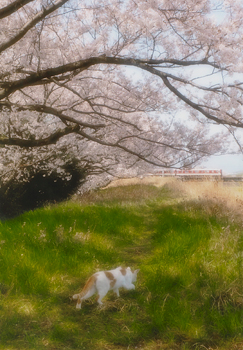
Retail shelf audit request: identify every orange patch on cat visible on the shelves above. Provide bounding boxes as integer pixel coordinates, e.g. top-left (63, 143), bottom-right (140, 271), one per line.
top-left (105, 271), bottom-right (115, 280)
top-left (120, 268), bottom-right (126, 276)
top-left (81, 274), bottom-right (97, 297)
top-left (105, 271), bottom-right (117, 288)
top-left (110, 279), bottom-right (116, 288)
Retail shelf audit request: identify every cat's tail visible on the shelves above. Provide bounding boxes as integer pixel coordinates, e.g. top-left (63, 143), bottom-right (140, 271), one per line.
top-left (73, 274), bottom-right (97, 308)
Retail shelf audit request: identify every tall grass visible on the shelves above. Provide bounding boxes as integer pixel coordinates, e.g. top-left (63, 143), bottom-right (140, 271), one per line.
top-left (0, 181), bottom-right (243, 349)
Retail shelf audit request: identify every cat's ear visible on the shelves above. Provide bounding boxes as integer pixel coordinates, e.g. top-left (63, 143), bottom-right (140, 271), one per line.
top-left (134, 269), bottom-right (140, 275)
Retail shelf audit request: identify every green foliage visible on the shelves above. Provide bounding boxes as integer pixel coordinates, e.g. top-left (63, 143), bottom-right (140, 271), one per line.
top-left (0, 184), bottom-right (243, 349)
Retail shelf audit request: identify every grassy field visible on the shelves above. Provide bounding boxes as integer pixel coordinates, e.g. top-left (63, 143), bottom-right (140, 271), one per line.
top-left (1, 179), bottom-right (243, 349)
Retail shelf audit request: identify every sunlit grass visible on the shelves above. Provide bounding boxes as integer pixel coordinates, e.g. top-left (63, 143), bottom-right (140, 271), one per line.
top-left (0, 181), bottom-right (243, 349)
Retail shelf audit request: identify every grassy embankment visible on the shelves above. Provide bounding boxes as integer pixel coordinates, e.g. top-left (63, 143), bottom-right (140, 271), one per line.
top-left (1, 178), bottom-right (243, 349)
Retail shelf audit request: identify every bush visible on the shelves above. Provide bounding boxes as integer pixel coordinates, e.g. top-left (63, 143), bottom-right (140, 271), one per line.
top-left (0, 160), bottom-right (86, 219)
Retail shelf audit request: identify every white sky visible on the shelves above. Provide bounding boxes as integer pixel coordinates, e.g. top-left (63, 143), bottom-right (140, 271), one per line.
top-left (201, 154), bottom-right (243, 175)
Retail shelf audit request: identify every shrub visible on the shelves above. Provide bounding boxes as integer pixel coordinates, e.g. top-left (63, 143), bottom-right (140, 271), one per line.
top-left (0, 160), bottom-right (86, 219)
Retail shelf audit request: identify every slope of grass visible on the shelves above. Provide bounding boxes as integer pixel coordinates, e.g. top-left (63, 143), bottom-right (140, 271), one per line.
top-left (0, 183), bottom-right (243, 349)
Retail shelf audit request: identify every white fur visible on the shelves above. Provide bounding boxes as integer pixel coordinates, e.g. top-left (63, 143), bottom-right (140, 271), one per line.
top-left (73, 266), bottom-right (139, 308)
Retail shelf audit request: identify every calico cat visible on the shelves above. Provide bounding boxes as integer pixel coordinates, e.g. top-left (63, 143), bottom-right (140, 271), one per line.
top-left (73, 266), bottom-right (139, 308)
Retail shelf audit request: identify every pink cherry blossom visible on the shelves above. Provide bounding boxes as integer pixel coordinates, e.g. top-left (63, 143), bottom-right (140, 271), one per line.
top-left (0, 0), bottom-right (242, 188)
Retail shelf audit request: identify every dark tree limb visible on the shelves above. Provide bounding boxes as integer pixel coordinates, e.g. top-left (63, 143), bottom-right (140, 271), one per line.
top-left (0, 55), bottom-right (239, 130)
top-left (0, 124), bottom-right (80, 147)
top-left (16, 104), bottom-right (106, 129)
top-left (0, 0), bottom-right (34, 19)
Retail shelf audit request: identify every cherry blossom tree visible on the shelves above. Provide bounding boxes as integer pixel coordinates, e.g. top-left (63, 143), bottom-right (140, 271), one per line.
top-left (0, 0), bottom-right (243, 189)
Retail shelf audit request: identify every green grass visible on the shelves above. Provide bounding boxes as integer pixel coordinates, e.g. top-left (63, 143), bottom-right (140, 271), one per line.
top-left (0, 184), bottom-right (243, 349)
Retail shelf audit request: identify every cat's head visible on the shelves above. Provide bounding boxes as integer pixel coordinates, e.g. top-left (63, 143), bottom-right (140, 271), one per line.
top-left (132, 269), bottom-right (139, 282)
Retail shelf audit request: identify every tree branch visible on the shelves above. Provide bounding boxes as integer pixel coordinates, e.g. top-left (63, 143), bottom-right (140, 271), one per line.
top-left (0, 56), bottom-right (225, 99)
top-left (0, 0), bottom-right (69, 54)
top-left (0, 0), bottom-right (34, 19)
top-left (76, 128), bottom-right (177, 168)
top-left (16, 104), bottom-right (106, 129)
top-left (0, 124), bottom-right (80, 147)
top-left (0, 55), bottom-right (240, 130)
top-left (161, 76), bottom-right (243, 128)
top-left (144, 58), bottom-right (222, 70)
